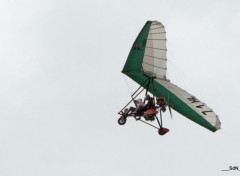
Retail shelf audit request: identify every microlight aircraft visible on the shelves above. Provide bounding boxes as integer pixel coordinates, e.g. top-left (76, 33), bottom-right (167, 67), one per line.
top-left (118, 21), bottom-right (221, 135)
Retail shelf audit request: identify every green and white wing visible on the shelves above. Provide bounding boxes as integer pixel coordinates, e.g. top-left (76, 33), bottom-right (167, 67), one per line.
top-left (122, 20), bottom-right (221, 132)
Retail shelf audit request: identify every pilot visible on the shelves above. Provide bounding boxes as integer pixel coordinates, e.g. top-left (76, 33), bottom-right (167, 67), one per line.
top-left (144, 95), bottom-right (156, 110)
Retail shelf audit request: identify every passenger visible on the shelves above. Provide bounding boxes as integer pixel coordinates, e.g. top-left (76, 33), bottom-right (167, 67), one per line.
top-left (125, 98), bottom-right (145, 115)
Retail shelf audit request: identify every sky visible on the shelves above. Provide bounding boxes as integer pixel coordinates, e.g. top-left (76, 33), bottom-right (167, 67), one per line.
top-left (0, 0), bottom-right (240, 176)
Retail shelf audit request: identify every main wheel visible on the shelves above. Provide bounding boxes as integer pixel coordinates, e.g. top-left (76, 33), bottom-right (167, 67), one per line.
top-left (158, 127), bottom-right (169, 135)
top-left (118, 116), bottom-right (127, 125)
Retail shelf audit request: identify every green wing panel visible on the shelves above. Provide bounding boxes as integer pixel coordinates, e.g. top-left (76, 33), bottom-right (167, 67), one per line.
top-left (122, 21), bottom-right (151, 80)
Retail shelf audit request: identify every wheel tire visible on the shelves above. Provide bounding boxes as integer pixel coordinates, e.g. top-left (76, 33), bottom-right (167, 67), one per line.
top-left (118, 116), bottom-right (126, 125)
top-left (158, 128), bottom-right (169, 135)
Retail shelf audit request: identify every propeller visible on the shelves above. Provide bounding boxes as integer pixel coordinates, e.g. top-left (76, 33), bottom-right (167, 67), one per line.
top-left (167, 93), bottom-right (173, 118)
top-left (168, 104), bottom-right (173, 118)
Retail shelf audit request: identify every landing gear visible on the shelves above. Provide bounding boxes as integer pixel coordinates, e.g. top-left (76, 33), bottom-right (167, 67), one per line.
top-left (118, 116), bottom-right (127, 125)
top-left (117, 76), bottom-right (170, 135)
top-left (158, 127), bottom-right (169, 135)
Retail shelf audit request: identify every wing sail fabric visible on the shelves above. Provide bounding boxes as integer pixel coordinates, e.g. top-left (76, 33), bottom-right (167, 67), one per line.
top-left (143, 21), bottom-right (167, 79)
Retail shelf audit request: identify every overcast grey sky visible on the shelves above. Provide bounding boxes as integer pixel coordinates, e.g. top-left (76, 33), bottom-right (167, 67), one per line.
top-left (0, 0), bottom-right (240, 176)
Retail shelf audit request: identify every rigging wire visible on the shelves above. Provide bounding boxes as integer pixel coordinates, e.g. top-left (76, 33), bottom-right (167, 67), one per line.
top-left (122, 74), bottom-right (133, 96)
top-left (139, 119), bottom-right (159, 129)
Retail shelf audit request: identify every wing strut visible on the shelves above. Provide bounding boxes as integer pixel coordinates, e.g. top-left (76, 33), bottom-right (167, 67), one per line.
top-left (118, 77), bottom-right (149, 115)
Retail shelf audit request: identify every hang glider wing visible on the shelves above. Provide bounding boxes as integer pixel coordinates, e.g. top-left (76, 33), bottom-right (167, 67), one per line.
top-left (122, 21), bottom-right (221, 132)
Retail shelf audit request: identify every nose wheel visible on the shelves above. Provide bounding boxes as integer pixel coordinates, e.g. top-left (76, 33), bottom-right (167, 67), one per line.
top-left (118, 116), bottom-right (127, 125)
